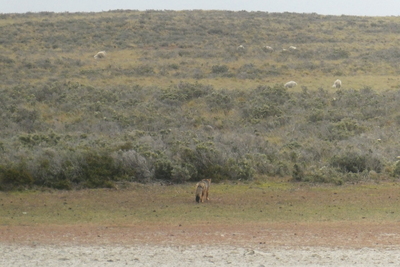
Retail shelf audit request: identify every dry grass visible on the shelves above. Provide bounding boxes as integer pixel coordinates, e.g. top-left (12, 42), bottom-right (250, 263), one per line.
top-left (23, 46), bottom-right (400, 91)
top-left (1, 180), bottom-right (400, 227)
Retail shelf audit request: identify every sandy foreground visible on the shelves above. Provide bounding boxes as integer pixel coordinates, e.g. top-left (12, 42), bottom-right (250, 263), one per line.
top-left (2, 244), bottom-right (400, 267)
top-left (1, 222), bottom-right (400, 266)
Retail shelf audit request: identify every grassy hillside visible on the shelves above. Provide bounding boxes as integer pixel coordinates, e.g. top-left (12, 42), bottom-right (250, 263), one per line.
top-left (1, 10), bottom-right (400, 190)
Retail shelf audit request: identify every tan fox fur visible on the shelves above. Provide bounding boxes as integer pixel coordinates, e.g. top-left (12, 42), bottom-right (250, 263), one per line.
top-left (195, 179), bottom-right (211, 203)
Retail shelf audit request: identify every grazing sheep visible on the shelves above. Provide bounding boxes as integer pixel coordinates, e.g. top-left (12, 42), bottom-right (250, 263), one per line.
top-left (284, 81), bottom-right (297, 88)
top-left (94, 51), bottom-right (106, 59)
top-left (289, 46), bottom-right (297, 51)
top-left (332, 79), bottom-right (342, 88)
top-left (263, 45), bottom-right (274, 52)
top-left (237, 45), bottom-right (245, 51)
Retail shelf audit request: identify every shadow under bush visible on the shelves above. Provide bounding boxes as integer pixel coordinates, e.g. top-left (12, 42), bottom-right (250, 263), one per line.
top-left (0, 164), bottom-right (34, 191)
top-left (330, 152), bottom-right (383, 174)
top-left (79, 150), bottom-right (124, 188)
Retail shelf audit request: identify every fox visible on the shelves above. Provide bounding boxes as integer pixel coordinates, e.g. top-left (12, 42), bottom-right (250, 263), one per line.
top-left (195, 179), bottom-right (211, 203)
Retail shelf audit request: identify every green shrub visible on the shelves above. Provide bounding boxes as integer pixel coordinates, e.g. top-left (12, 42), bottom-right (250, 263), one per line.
top-left (245, 153), bottom-right (276, 176)
top-left (159, 82), bottom-right (213, 103)
top-left (170, 164), bottom-right (192, 183)
top-left (195, 163), bottom-right (230, 183)
top-left (168, 63), bottom-right (179, 70)
top-left (326, 118), bottom-right (365, 141)
top-left (133, 65), bottom-right (155, 76)
top-left (80, 151), bottom-right (121, 188)
top-left (176, 142), bottom-right (232, 182)
top-left (330, 153), bottom-right (367, 173)
top-left (236, 64), bottom-right (264, 79)
top-left (254, 84), bottom-right (290, 105)
top-left (392, 161), bottom-right (400, 177)
top-left (0, 165), bottom-right (34, 190)
top-left (330, 151), bottom-right (383, 175)
top-left (211, 64), bottom-right (229, 74)
top-left (308, 109), bottom-right (325, 122)
top-left (111, 149), bottom-right (152, 182)
top-left (326, 48), bottom-right (349, 60)
top-left (292, 163), bottom-right (304, 181)
top-left (206, 91), bottom-right (233, 111)
top-left (227, 158), bottom-right (254, 181)
top-left (275, 161), bottom-right (289, 176)
top-left (19, 132), bottom-right (61, 147)
top-left (154, 159), bottom-right (173, 181)
top-left (245, 103), bottom-right (282, 119)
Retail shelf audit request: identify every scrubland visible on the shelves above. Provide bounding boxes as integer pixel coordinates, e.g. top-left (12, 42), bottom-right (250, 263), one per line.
top-left (1, 10), bottom-right (400, 190)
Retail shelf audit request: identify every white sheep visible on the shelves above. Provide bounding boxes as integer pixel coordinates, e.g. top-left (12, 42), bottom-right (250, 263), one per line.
top-left (284, 81), bottom-right (297, 88)
top-left (332, 79), bottom-right (342, 88)
top-left (94, 51), bottom-right (106, 59)
top-left (237, 45), bottom-right (245, 51)
top-left (263, 45), bottom-right (274, 52)
top-left (289, 46), bottom-right (297, 51)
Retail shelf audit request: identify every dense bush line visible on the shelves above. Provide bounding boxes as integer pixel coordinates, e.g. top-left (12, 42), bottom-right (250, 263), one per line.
top-left (1, 81), bottom-right (400, 190)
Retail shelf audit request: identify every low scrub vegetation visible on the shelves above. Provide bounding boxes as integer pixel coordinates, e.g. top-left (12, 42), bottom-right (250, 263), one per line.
top-left (1, 81), bottom-right (400, 190)
top-left (1, 10), bottom-right (400, 190)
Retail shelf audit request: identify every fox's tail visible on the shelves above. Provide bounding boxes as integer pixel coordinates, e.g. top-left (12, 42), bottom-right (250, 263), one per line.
top-left (195, 185), bottom-right (203, 203)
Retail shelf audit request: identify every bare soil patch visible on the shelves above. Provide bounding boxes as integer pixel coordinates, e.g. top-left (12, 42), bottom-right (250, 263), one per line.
top-left (2, 221), bottom-right (400, 248)
top-left (3, 221), bottom-right (400, 266)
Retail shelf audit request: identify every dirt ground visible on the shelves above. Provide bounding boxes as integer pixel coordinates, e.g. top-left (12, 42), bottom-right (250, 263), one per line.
top-left (2, 222), bottom-right (400, 247)
top-left (2, 221), bottom-right (400, 266)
